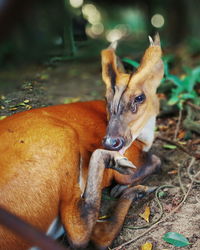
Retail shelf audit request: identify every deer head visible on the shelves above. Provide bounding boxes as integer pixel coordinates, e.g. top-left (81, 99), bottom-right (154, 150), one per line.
top-left (101, 34), bottom-right (164, 153)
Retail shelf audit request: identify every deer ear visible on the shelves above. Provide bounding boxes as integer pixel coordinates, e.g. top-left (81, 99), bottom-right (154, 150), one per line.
top-left (101, 41), bottom-right (121, 93)
top-left (129, 33), bottom-right (164, 92)
top-left (101, 48), bottom-right (118, 94)
top-left (101, 43), bottom-right (129, 96)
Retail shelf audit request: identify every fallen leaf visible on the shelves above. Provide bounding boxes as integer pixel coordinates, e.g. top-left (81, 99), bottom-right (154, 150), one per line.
top-left (168, 119), bottom-right (175, 125)
top-left (0, 116), bottom-right (7, 120)
top-left (158, 125), bottom-right (168, 131)
top-left (63, 97), bottom-right (80, 104)
top-left (141, 242), bottom-right (153, 250)
top-left (25, 105), bottom-right (32, 110)
top-left (163, 144), bottom-right (177, 149)
top-left (168, 170), bottom-right (178, 175)
top-left (23, 99), bottom-right (30, 104)
top-left (178, 130), bottom-right (186, 139)
top-left (40, 74), bottom-right (49, 80)
top-left (0, 95), bottom-right (5, 100)
top-left (178, 141), bottom-right (187, 145)
top-left (157, 93), bottom-right (166, 99)
top-left (18, 102), bottom-right (26, 106)
top-left (139, 206), bottom-right (150, 223)
top-left (98, 215), bottom-right (110, 220)
top-left (9, 107), bottom-right (18, 111)
top-left (163, 232), bottom-right (190, 247)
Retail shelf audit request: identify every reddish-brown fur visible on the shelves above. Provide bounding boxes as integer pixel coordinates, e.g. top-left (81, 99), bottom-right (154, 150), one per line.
top-left (0, 100), bottom-right (145, 249)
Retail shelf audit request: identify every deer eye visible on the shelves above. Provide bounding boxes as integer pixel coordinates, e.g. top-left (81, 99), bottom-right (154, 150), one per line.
top-left (134, 94), bottom-right (146, 104)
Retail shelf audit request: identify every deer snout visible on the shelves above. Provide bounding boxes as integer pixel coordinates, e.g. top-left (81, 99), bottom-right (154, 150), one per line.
top-left (102, 136), bottom-right (125, 151)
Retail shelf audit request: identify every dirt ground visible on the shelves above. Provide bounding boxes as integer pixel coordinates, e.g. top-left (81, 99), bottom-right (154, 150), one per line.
top-left (0, 59), bottom-right (199, 250)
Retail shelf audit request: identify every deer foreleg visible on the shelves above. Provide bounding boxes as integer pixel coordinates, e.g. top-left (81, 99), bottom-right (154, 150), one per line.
top-left (91, 185), bottom-right (156, 250)
top-left (60, 149), bottom-right (134, 248)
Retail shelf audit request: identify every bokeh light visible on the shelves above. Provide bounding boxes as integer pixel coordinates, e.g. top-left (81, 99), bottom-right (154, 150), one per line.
top-left (69, 0), bottom-right (84, 8)
top-left (106, 29), bottom-right (123, 42)
top-left (82, 4), bottom-right (101, 24)
top-left (91, 23), bottom-right (104, 35)
top-left (151, 14), bottom-right (165, 28)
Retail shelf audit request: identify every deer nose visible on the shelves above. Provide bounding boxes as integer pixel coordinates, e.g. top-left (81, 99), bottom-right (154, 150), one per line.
top-left (102, 136), bottom-right (125, 151)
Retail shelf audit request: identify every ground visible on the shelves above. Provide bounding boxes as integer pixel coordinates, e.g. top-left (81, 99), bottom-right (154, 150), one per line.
top-left (0, 59), bottom-right (199, 250)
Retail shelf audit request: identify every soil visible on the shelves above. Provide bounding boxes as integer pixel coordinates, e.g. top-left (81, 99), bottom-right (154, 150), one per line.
top-left (0, 59), bottom-right (199, 250)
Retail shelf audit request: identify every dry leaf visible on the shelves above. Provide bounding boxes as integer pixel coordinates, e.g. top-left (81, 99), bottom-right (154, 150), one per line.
top-left (98, 215), bottom-right (109, 220)
top-left (63, 97), bottom-right (81, 104)
top-left (168, 170), bottom-right (178, 175)
top-left (157, 93), bottom-right (166, 99)
top-left (23, 99), bottom-right (30, 104)
top-left (158, 125), bottom-right (168, 131)
top-left (139, 206), bottom-right (150, 223)
top-left (178, 141), bottom-right (186, 145)
top-left (178, 130), bottom-right (185, 139)
top-left (141, 241), bottom-right (153, 250)
top-left (0, 95), bottom-right (5, 100)
top-left (25, 105), bottom-right (32, 110)
top-left (9, 107), bottom-right (17, 111)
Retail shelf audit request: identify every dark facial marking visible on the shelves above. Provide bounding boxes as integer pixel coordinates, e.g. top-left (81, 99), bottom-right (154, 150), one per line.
top-left (131, 103), bottom-right (137, 113)
top-left (107, 63), bottom-right (116, 93)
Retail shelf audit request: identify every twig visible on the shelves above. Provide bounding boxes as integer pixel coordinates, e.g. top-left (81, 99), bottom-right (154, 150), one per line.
top-left (196, 195), bottom-right (200, 204)
top-left (178, 164), bottom-right (186, 195)
top-left (174, 109), bottom-right (182, 141)
top-left (111, 158), bottom-right (196, 250)
top-left (124, 185), bottom-right (174, 230)
top-left (156, 136), bottom-right (200, 159)
top-left (187, 101), bottom-right (200, 111)
top-left (187, 157), bottom-right (200, 183)
top-left (191, 138), bottom-right (200, 145)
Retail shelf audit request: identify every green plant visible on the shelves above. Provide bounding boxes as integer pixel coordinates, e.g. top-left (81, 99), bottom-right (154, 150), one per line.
top-left (162, 56), bottom-right (200, 109)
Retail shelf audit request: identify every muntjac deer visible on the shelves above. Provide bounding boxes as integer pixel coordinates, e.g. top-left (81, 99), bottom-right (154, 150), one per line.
top-left (0, 34), bottom-right (164, 250)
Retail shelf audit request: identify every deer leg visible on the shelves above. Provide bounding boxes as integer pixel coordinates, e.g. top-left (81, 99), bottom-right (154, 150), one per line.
top-left (60, 149), bottom-right (135, 249)
top-left (91, 185), bottom-right (156, 250)
top-left (130, 153), bottom-right (161, 184)
top-left (111, 153), bottom-right (161, 198)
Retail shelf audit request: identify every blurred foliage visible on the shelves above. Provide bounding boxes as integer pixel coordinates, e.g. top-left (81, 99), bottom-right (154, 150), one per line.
top-left (163, 56), bottom-right (200, 109)
top-left (0, 0), bottom-right (199, 66)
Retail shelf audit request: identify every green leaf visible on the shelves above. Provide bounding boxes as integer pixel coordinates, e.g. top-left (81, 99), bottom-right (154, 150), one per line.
top-left (167, 96), bottom-right (179, 105)
top-left (158, 191), bottom-right (167, 198)
top-left (178, 100), bottom-right (184, 110)
top-left (194, 96), bottom-right (200, 106)
top-left (179, 93), bottom-right (195, 100)
top-left (166, 75), bottom-right (182, 87)
top-left (122, 58), bottom-right (139, 68)
top-left (187, 66), bottom-right (200, 92)
top-left (163, 144), bottom-right (177, 149)
top-left (163, 232), bottom-right (190, 247)
top-left (163, 62), bottom-right (169, 77)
